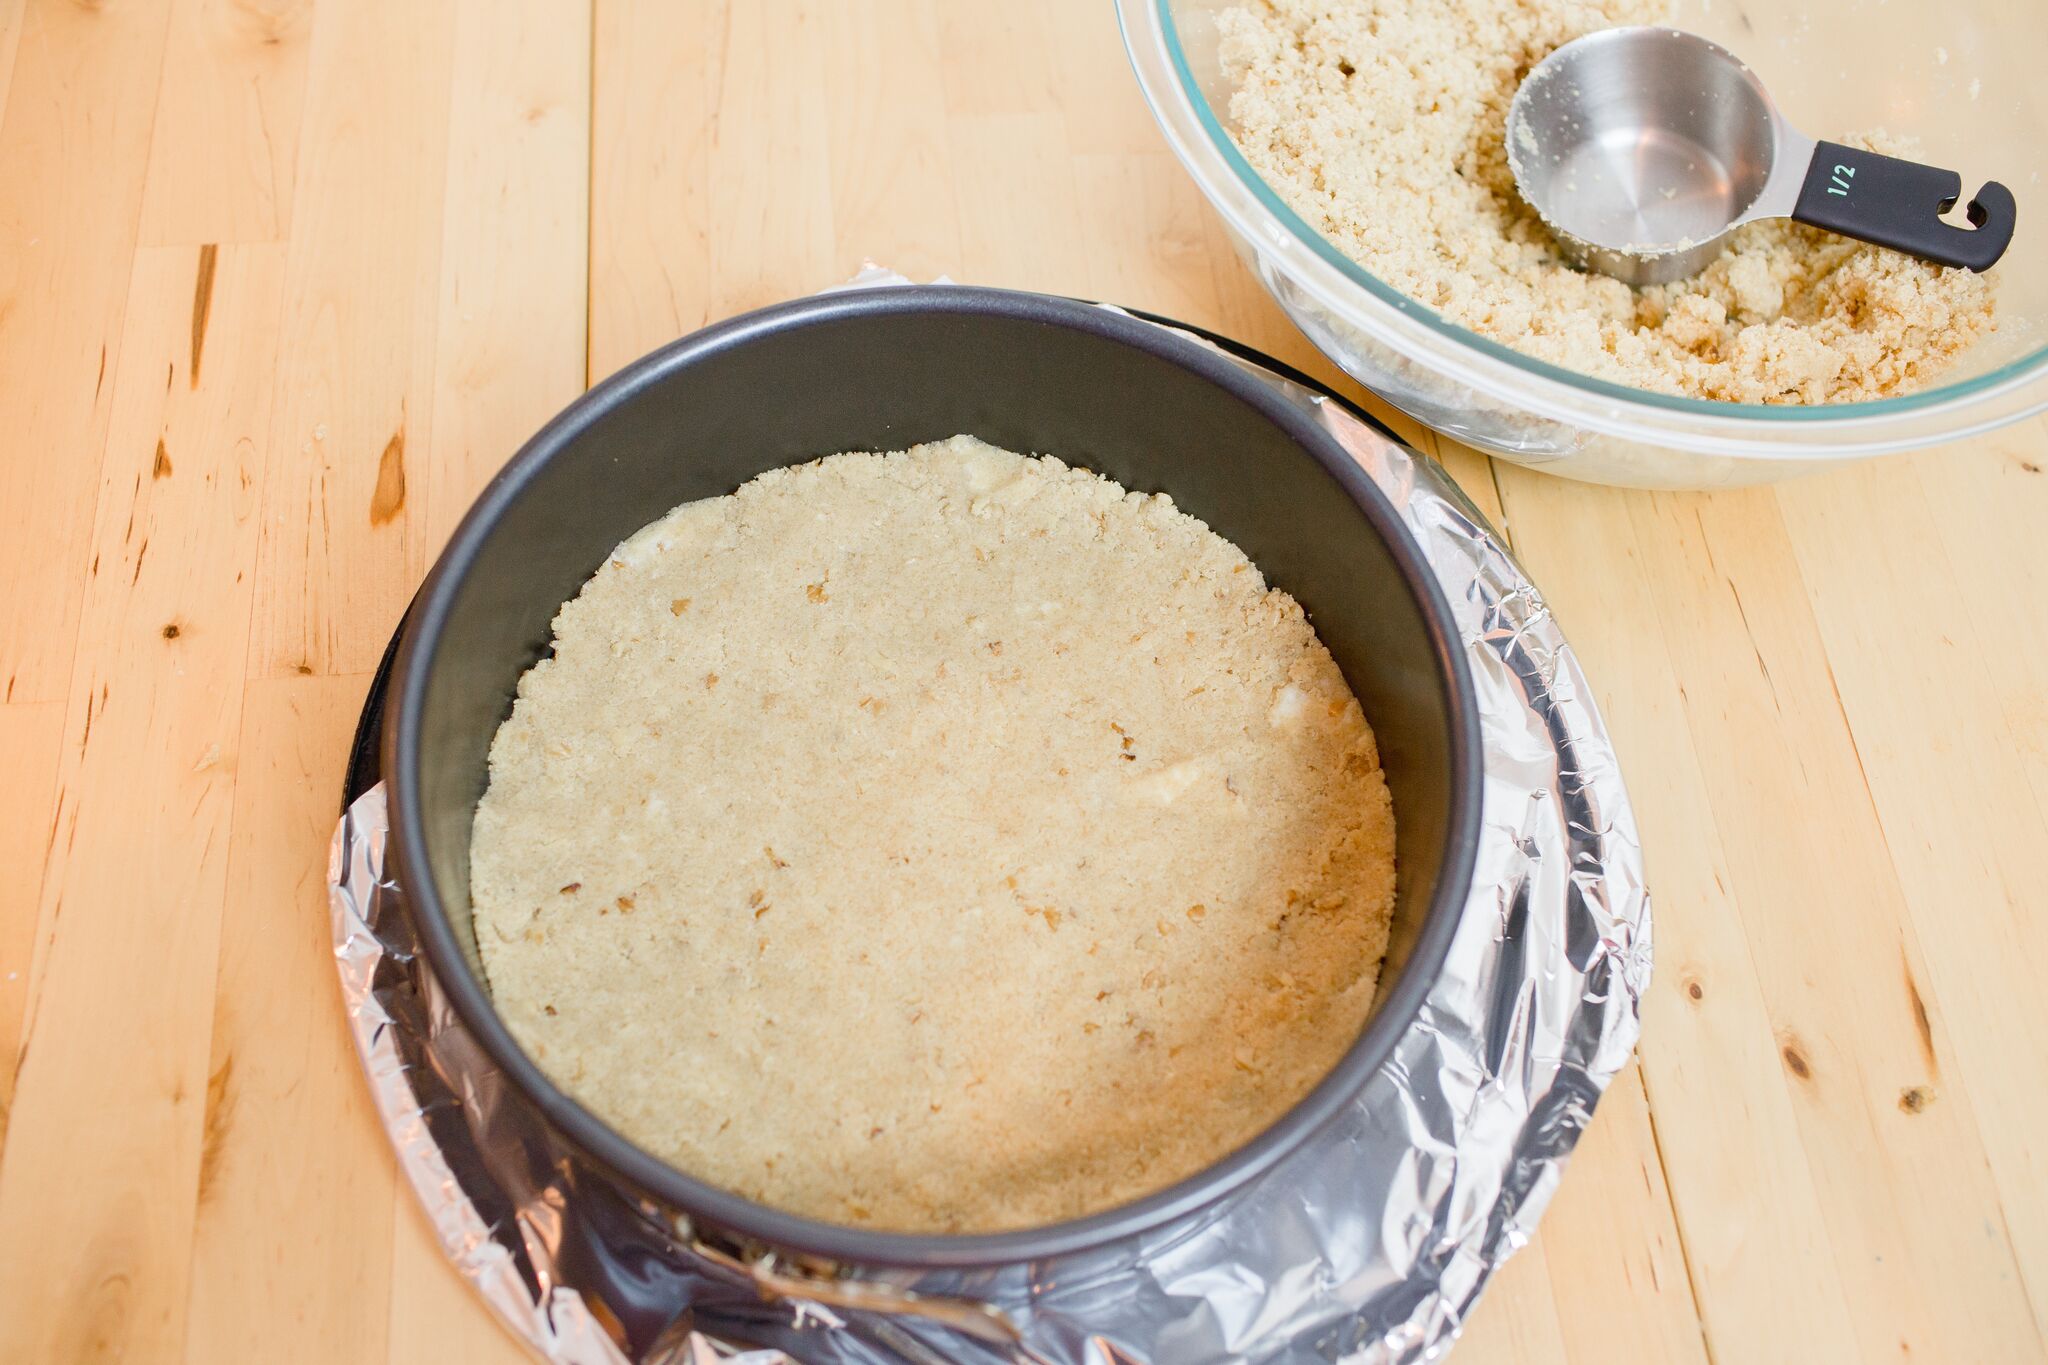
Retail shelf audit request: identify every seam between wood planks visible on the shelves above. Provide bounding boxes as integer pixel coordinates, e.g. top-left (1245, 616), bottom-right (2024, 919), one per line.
top-left (1638, 1068), bottom-right (1722, 1365)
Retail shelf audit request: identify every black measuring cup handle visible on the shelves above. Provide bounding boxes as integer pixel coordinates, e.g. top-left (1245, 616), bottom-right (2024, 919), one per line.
top-left (1792, 140), bottom-right (2015, 272)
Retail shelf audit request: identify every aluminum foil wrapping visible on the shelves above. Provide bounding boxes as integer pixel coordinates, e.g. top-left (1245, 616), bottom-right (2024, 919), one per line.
top-left (327, 305), bottom-right (1650, 1365)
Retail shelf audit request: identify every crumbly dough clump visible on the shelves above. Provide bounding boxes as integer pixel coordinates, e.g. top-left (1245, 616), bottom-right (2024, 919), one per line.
top-left (471, 436), bottom-right (1397, 1233)
top-left (1220, 0), bottom-right (1996, 403)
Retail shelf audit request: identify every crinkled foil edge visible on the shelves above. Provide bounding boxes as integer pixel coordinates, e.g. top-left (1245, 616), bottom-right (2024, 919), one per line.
top-left (327, 288), bottom-right (1650, 1365)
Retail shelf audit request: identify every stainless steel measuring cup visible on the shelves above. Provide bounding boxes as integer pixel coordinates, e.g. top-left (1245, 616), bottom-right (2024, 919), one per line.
top-left (1506, 26), bottom-right (2016, 285)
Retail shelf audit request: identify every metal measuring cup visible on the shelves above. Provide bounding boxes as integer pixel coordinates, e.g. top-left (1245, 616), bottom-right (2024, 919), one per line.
top-left (1505, 26), bottom-right (2016, 285)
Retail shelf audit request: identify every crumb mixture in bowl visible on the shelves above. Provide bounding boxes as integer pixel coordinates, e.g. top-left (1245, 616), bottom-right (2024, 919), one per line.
top-left (469, 436), bottom-right (1397, 1234)
top-left (1219, 0), bottom-right (1997, 403)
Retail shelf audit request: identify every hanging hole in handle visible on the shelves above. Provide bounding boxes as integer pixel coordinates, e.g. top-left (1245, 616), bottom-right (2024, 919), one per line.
top-left (1936, 192), bottom-right (2001, 231)
top-left (1950, 181), bottom-right (2017, 270)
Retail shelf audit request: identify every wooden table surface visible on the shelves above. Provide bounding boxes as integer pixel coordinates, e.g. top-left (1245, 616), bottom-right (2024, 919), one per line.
top-left (2, 2), bottom-right (2045, 1361)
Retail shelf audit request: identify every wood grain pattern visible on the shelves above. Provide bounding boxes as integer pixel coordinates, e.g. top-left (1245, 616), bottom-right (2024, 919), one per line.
top-left (183, 673), bottom-right (393, 1365)
top-left (1925, 424), bottom-right (2048, 823)
top-left (1776, 452), bottom-right (2048, 1329)
top-left (0, 701), bottom-right (63, 1145)
top-left (1454, 1238), bottom-right (1572, 1365)
top-left (1529, 1066), bottom-right (1710, 1365)
top-left (588, 0), bottom-right (726, 378)
top-left (0, 0), bottom-right (173, 704)
top-left (0, 0), bottom-right (27, 122)
top-left (247, 0), bottom-right (456, 678)
top-left (388, 1191), bottom-right (521, 1362)
top-left (822, 0), bottom-right (962, 287)
top-left (705, 1), bottom-right (837, 319)
top-left (1, 1), bottom-right (2043, 1360)
top-left (423, 0), bottom-right (591, 555)
top-left (1630, 487), bottom-right (2039, 1361)
top-left (138, 0), bottom-right (314, 246)
top-left (0, 242), bottom-right (281, 1362)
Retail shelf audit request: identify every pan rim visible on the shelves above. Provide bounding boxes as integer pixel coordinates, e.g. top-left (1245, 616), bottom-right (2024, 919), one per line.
top-left (382, 285), bottom-right (1484, 1270)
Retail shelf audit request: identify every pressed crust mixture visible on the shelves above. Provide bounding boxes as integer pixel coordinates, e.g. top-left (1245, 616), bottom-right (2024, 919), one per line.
top-left (1220, 0), bottom-right (1996, 403)
top-left (470, 436), bottom-right (1398, 1233)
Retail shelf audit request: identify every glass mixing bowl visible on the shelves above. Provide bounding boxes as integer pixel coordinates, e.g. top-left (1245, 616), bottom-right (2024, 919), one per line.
top-left (1117, 0), bottom-right (2048, 487)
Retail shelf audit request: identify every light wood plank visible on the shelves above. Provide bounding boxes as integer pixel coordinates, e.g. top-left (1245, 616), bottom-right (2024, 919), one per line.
top-left (1910, 423), bottom-right (2048, 1319)
top-left (1776, 454), bottom-right (2048, 1330)
top-left (588, 0), bottom-right (727, 378)
top-left (1071, 151), bottom-right (1228, 323)
top-left (422, 0), bottom-right (591, 556)
top-left (1911, 420), bottom-right (2048, 859)
top-left (1629, 485), bottom-right (2043, 1362)
top-left (182, 673), bottom-right (395, 1365)
top-left (1047, 0), bottom-right (1172, 156)
top-left (0, 0), bottom-right (173, 704)
top-left (0, 702), bottom-right (63, 1146)
top-left (138, 0), bottom-right (314, 246)
top-left (1451, 1236), bottom-right (1572, 1365)
top-left (937, 0), bottom-right (1058, 117)
top-left (248, 0), bottom-right (457, 678)
top-left (822, 0), bottom-right (962, 287)
top-left (0, 0), bottom-right (26, 120)
top-left (0, 242), bottom-right (283, 1362)
top-left (704, 0), bottom-right (837, 318)
top-left (1536, 1066), bottom-right (1709, 1365)
top-left (947, 111), bottom-right (1090, 294)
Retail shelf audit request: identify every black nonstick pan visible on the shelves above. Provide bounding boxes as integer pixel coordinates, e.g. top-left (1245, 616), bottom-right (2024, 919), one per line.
top-left (380, 286), bottom-right (1484, 1270)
